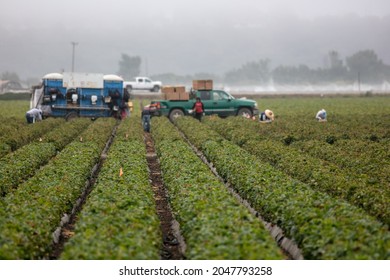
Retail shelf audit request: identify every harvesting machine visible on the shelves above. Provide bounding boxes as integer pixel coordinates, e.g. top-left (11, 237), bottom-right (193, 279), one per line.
top-left (30, 72), bottom-right (126, 120)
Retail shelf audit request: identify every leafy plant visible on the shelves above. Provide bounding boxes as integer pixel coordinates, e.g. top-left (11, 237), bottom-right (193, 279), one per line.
top-left (204, 116), bottom-right (390, 226)
top-left (0, 118), bottom-right (116, 259)
top-left (176, 116), bottom-right (390, 259)
top-left (0, 119), bottom-right (91, 197)
top-left (152, 117), bottom-right (284, 260)
top-left (62, 118), bottom-right (161, 259)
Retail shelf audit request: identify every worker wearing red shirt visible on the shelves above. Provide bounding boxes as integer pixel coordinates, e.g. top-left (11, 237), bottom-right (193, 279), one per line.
top-left (192, 97), bottom-right (204, 121)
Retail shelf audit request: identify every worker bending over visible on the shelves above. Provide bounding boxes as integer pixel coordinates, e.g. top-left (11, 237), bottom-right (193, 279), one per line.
top-left (259, 109), bottom-right (274, 123)
top-left (25, 108), bottom-right (42, 124)
top-left (316, 109), bottom-right (327, 122)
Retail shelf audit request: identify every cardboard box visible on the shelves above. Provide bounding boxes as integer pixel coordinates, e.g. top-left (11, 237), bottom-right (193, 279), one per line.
top-left (162, 85), bottom-right (188, 100)
top-left (161, 86), bottom-right (174, 94)
top-left (164, 91), bottom-right (189, 100)
top-left (161, 86), bottom-right (173, 94)
top-left (180, 91), bottom-right (189, 100)
top-left (161, 86), bottom-right (185, 94)
top-left (164, 92), bottom-right (180, 100)
top-left (174, 86), bottom-right (186, 93)
top-left (192, 80), bottom-right (213, 90)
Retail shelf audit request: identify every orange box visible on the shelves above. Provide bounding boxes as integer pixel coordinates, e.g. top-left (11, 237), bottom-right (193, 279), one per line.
top-left (164, 92), bottom-right (180, 100)
top-left (192, 80), bottom-right (213, 90)
top-left (180, 91), bottom-right (189, 100)
top-left (164, 91), bottom-right (189, 100)
top-left (162, 85), bottom-right (186, 94)
top-left (161, 86), bottom-right (174, 94)
top-left (162, 85), bottom-right (187, 100)
top-left (173, 86), bottom-right (185, 94)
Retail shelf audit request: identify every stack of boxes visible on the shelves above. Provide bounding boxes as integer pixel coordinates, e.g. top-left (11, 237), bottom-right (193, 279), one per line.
top-left (192, 80), bottom-right (213, 90)
top-left (161, 86), bottom-right (189, 100)
top-left (161, 80), bottom-right (214, 100)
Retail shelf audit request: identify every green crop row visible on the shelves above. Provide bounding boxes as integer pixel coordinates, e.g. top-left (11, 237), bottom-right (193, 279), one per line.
top-left (290, 139), bottom-right (390, 187)
top-left (0, 101), bottom-right (29, 118)
top-left (261, 115), bottom-right (389, 142)
top-left (252, 96), bottom-right (390, 142)
top-left (78, 118), bottom-right (117, 150)
top-left (0, 117), bottom-right (26, 137)
top-left (0, 118), bottom-right (64, 158)
top-left (203, 117), bottom-right (390, 226)
top-left (61, 118), bottom-right (161, 259)
top-left (34, 118), bottom-right (92, 150)
top-left (0, 143), bottom-right (56, 197)
top-left (152, 117), bottom-right (284, 260)
top-left (115, 116), bottom-right (144, 142)
top-left (176, 117), bottom-right (390, 259)
top-left (0, 118), bottom-right (116, 259)
top-left (242, 139), bottom-right (390, 227)
top-left (0, 119), bottom-right (92, 197)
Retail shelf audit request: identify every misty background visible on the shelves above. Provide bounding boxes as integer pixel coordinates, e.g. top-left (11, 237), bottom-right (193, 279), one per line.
top-left (1, 0), bottom-right (390, 92)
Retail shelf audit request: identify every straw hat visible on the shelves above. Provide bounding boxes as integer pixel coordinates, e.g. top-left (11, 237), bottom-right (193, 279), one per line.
top-left (265, 109), bottom-right (274, 120)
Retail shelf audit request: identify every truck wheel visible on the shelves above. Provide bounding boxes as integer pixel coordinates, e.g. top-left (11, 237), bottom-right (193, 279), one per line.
top-left (169, 109), bottom-right (184, 122)
top-left (65, 111), bottom-right (78, 121)
top-left (152, 85), bottom-right (160, 92)
top-left (237, 108), bottom-right (252, 117)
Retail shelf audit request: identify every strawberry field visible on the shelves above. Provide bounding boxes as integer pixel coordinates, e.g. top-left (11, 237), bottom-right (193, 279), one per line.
top-left (0, 96), bottom-right (389, 260)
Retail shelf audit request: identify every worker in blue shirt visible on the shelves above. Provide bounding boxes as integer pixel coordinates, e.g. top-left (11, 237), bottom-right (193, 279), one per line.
top-left (141, 104), bottom-right (156, 132)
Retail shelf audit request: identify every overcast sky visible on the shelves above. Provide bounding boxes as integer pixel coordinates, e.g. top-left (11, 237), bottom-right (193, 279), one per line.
top-left (1, 0), bottom-right (389, 80)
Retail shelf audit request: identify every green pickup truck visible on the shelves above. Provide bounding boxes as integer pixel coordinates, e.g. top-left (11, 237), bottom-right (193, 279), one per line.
top-left (151, 89), bottom-right (259, 122)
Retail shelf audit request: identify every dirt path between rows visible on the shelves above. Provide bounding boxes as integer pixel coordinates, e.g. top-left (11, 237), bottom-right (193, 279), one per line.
top-left (144, 132), bottom-right (185, 260)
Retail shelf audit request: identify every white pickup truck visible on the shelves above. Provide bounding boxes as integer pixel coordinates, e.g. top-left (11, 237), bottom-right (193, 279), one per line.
top-left (123, 77), bottom-right (162, 92)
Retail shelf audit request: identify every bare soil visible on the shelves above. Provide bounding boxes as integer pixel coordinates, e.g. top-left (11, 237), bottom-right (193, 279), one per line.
top-left (144, 132), bottom-right (184, 260)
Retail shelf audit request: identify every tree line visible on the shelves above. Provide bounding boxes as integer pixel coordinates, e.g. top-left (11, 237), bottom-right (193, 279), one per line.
top-left (2, 49), bottom-right (389, 87)
top-left (118, 49), bottom-right (390, 85)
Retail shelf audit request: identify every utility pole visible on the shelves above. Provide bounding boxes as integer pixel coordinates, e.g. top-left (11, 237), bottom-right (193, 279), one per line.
top-left (71, 42), bottom-right (78, 72)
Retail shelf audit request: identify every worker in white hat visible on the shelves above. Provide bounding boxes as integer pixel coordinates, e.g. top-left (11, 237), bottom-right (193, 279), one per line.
top-left (259, 109), bottom-right (274, 123)
top-left (316, 109), bottom-right (327, 122)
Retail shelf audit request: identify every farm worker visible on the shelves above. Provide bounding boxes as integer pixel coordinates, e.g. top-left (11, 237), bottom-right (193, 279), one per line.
top-left (123, 88), bottom-right (131, 118)
top-left (192, 97), bottom-right (204, 121)
top-left (259, 109), bottom-right (274, 123)
top-left (119, 99), bottom-right (128, 120)
top-left (25, 108), bottom-right (42, 124)
top-left (316, 109), bottom-right (327, 122)
top-left (141, 104), bottom-right (156, 132)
